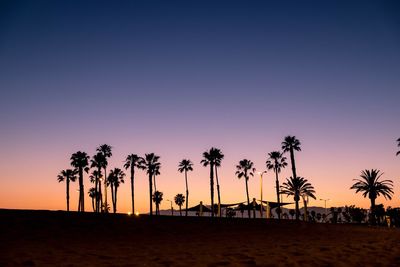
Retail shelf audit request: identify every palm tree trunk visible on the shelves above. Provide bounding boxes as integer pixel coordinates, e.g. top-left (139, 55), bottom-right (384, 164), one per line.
top-left (149, 172), bottom-right (153, 216)
top-left (180, 206), bottom-right (182, 216)
top-left (215, 166), bottom-right (221, 217)
top-left (295, 197), bottom-right (300, 221)
top-left (98, 178), bottom-right (102, 212)
top-left (79, 167), bottom-right (84, 212)
top-left (114, 188), bottom-right (118, 213)
top-left (185, 170), bottom-right (189, 216)
top-left (66, 178), bottom-right (70, 212)
top-left (92, 196), bottom-right (95, 212)
top-left (245, 176), bottom-right (250, 218)
top-left (153, 174), bottom-right (157, 192)
top-left (275, 169), bottom-right (281, 220)
top-left (94, 176), bottom-right (98, 213)
top-left (210, 163), bottom-right (214, 218)
top-left (289, 147), bottom-right (297, 179)
top-left (104, 167), bottom-right (108, 213)
top-left (110, 184), bottom-right (115, 213)
top-left (370, 197), bottom-right (376, 225)
top-left (131, 166), bottom-right (135, 213)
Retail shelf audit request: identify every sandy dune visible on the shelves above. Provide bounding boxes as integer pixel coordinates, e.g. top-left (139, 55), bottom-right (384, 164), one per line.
top-left (0, 209), bottom-right (399, 266)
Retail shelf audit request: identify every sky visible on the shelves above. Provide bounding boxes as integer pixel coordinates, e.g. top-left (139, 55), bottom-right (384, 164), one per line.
top-left (0, 0), bottom-right (399, 213)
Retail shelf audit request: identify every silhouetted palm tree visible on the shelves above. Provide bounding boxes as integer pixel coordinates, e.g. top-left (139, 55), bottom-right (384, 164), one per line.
top-left (152, 191), bottom-right (163, 215)
top-left (350, 169), bottom-right (393, 224)
top-left (397, 138), bottom-right (400, 156)
top-left (144, 153), bottom-right (161, 216)
top-left (89, 169), bottom-right (103, 213)
top-left (96, 144), bottom-right (112, 212)
top-left (174, 193), bottom-right (185, 216)
top-left (124, 154), bottom-right (145, 213)
top-left (178, 159), bottom-right (193, 216)
top-left (153, 163), bottom-right (161, 192)
top-left (90, 153), bottom-right (106, 212)
top-left (235, 159), bottom-right (255, 218)
top-left (282, 136), bottom-right (301, 187)
top-left (211, 148), bottom-right (224, 217)
top-left (266, 151), bottom-right (287, 220)
top-left (57, 169), bottom-right (78, 211)
top-left (88, 187), bottom-right (97, 212)
top-left (107, 168), bottom-right (125, 213)
top-left (280, 176), bottom-right (316, 221)
top-left (201, 149), bottom-right (215, 217)
top-left (70, 151), bottom-right (89, 212)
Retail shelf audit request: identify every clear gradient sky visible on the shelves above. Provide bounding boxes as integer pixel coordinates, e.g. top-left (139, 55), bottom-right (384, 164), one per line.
top-left (1, 0), bottom-right (399, 213)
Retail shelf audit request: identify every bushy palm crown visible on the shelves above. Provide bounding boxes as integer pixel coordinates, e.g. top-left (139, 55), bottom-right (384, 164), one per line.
top-left (178, 159), bottom-right (193, 173)
top-left (70, 151), bottom-right (89, 170)
top-left (350, 169), bottom-right (393, 200)
top-left (174, 194), bottom-right (185, 206)
top-left (281, 136), bottom-right (301, 153)
top-left (97, 144), bottom-right (112, 158)
top-left (57, 169), bottom-right (78, 182)
top-left (280, 176), bottom-right (316, 201)
top-left (397, 138), bottom-right (400, 156)
top-left (266, 151), bottom-right (287, 173)
top-left (201, 147), bottom-right (224, 166)
top-left (88, 188), bottom-right (97, 198)
top-left (235, 159), bottom-right (255, 180)
top-left (107, 168), bottom-right (125, 188)
top-left (91, 152), bottom-right (106, 170)
top-left (144, 153), bottom-right (161, 175)
top-left (89, 170), bottom-right (102, 183)
top-left (152, 191), bottom-right (163, 204)
top-left (124, 154), bottom-right (145, 170)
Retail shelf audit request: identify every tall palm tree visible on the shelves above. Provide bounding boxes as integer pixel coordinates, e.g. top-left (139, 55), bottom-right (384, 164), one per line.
top-left (350, 169), bottom-right (393, 224)
top-left (143, 153), bottom-right (161, 216)
top-left (235, 159), bottom-right (255, 218)
top-left (266, 151), bottom-right (287, 219)
top-left (174, 193), bottom-right (185, 216)
top-left (282, 136), bottom-right (301, 186)
top-left (152, 191), bottom-right (163, 215)
top-left (211, 148), bottom-right (224, 217)
top-left (89, 169), bottom-right (102, 213)
top-left (107, 168), bottom-right (125, 213)
top-left (70, 151), bottom-right (89, 212)
top-left (153, 163), bottom-right (161, 192)
top-left (124, 154), bottom-right (145, 213)
top-left (280, 176), bottom-right (316, 221)
top-left (178, 159), bottom-right (193, 216)
top-left (201, 149), bottom-right (215, 217)
top-left (57, 169), bottom-right (78, 211)
top-left (90, 152), bottom-right (106, 212)
top-left (396, 138), bottom-right (400, 156)
top-left (88, 187), bottom-right (97, 212)
top-left (96, 144), bottom-right (112, 212)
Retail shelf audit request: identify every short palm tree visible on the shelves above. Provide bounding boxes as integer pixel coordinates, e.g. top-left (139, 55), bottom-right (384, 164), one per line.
top-left (178, 159), bottom-right (193, 216)
top-left (280, 176), bottom-right (316, 221)
top-left (107, 168), bottom-right (125, 213)
top-left (96, 144), bottom-right (112, 212)
top-left (152, 191), bottom-right (163, 215)
top-left (57, 169), bottom-right (78, 211)
top-left (266, 151), bottom-right (287, 219)
top-left (350, 169), bottom-right (393, 224)
top-left (88, 187), bottom-right (97, 212)
top-left (235, 159), bottom-right (255, 218)
top-left (90, 152), bottom-right (106, 212)
top-left (124, 154), bottom-right (145, 213)
top-left (201, 149), bottom-right (215, 217)
top-left (174, 193), bottom-right (185, 216)
top-left (282, 136), bottom-right (301, 186)
top-left (144, 153), bottom-right (161, 216)
top-left (211, 148), bottom-right (224, 217)
top-left (396, 138), bottom-right (400, 156)
top-left (89, 169), bottom-right (102, 212)
top-left (70, 151), bottom-right (89, 212)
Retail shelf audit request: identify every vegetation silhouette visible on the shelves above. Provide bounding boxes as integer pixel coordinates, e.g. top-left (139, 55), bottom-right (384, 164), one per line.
top-left (266, 151), bottom-right (287, 219)
top-left (57, 169), bottom-right (77, 212)
top-left (107, 168), bottom-right (125, 213)
top-left (235, 159), bottom-right (255, 218)
top-left (281, 176), bottom-right (316, 220)
top-left (70, 151), bottom-right (89, 212)
top-left (88, 187), bottom-right (98, 212)
top-left (124, 154), bottom-right (145, 213)
top-left (397, 138), bottom-right (400, 156)
top-left (144, 153), bottom-right (161, 216)
top-left (89, 169), bottom-right (102, 212)
top-left (96, 144), bottom-right (112, 212)
top-left (178, 159), bottom-right (193, 216)
top-left (174, 193), bottom-right (185, 216)
top-left (350, 169), bottom-right (393, 225)
top-left (152, 191), bottom-right (163, 215)
top-left (201, 148), bottom-right (216, 218)
top-left (282, 136), bottom-right (301, 191)
top-left (90, 153), bottom-right (106, 212)
top-left (212, 148), bottom-right (224, 217)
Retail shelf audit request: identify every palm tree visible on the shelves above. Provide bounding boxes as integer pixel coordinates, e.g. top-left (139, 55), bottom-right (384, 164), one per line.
top-left (174, 193), bottom-right (185, 216)
top-left (152, 191), bottom-right (163, 215)
top-left (281, 136), bottom-right (301, 186)
top-left (201, 149), bottom-right (215, 217)
top-left (350, 169), bottom-right (393, 224)
top-left (57, 169), bottom-right (78, 211)
top-left (70, 151), bottom-right (89, 212)
top-left (153, 163), bottom-right (161, 192)
top-left (144, 153), bottom-right (161, 216)
top-left (89, 169), bottom-right (102, 213)
top-left (88, 187), bottom-right (97, 212)
top-left (107, 168), bottom-right (125, 213)
top-left (90, 152), bottom-right (106, 212)
top-left (280, 176), bottom-right (316, 221)
top-left (266, 151), bottom-right (287, 219)
top-left (96, 144), bottom-right (112, 212)
top-left (178, 159), bottom-right (193, 216)
top-left (235, 159), bottom-right (255, 218)
top-left (396, 138), bottom-right (400, 156)
top-left (211, 148), bottom-right (224, 217)
top-left (124, 154), bottom-right (145, 213)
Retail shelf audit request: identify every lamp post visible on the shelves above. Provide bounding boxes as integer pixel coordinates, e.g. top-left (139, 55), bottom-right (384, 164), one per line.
top-left (320, 198), bottom-right (329, 216)
top-left (257, 170), bottom-right (267, 217)
top-left (166, 199), bottom-right (174, 216)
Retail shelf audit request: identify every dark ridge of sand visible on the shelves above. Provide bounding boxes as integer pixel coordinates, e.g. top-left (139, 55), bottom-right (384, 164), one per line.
top-left (0, 209), bottom-right (399, 267)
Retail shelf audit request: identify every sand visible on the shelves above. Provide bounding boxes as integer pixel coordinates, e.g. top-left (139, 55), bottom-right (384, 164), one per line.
top-left (0, 209), bottom-right (399, 267)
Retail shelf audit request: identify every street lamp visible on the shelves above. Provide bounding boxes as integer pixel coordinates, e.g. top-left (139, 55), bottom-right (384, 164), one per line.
top-left (320, 198), bottom-right (330, 216)
top-left (257, 170), bottom-right (267, 217)
top-left (166, 199), bottom-right (174, 216)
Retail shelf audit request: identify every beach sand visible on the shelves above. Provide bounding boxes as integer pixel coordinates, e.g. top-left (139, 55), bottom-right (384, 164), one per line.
top-left (0, 209), bottom-right (399, 266)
